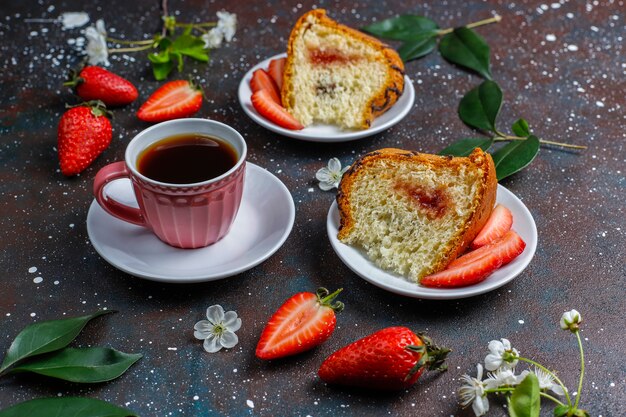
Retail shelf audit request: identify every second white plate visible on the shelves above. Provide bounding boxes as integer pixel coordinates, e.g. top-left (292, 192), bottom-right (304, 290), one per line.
top-left (238, 53), bottom-right (415, 142)
top-left (327, 185), bottom-right (537, 299)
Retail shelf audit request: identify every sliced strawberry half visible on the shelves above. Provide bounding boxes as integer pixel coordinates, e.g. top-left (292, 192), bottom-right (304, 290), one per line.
top-left (449, 230), bottom-right (526, 269)
top-left (251, 90), bottom-right (304, 130)
top-left (268, 57), bottom-right (286, 91)
top-left (471, 204), bottom-right (513, 249)
top-left (250, 69), bottom-right (281, 104)
top-left (420, 252), bottom-right (503, 288)
top-left (256, 288), bottom-right (343, 360)
top-left (137, 80), bottom-right (203, 123)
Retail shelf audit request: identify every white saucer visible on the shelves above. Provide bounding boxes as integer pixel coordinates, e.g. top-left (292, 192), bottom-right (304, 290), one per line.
top-left (327, 184), bottom-right (537, 299)
top-left (238, 53), bottom-right (415, 142)
top-left (87, 163), bottom-right (295, 283)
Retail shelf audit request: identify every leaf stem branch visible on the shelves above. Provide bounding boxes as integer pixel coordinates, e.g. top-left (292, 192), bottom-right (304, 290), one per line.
top-left (437, 15), bottom-right (502, 36)
top-left (493, 132), bottom-right (587, 150)
top-left (574, 331), bottom-right (585, 410)
top-left (518, 357), bottom-right (572, 406)
top-left (108, 45), bottom-right (154, 53)
top-left (106, 37), bottom-right (153, 45)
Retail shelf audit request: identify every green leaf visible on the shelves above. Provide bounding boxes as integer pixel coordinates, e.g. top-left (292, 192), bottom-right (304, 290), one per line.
top-left (508, 372), bottom-right (540, 417)
top-left (512, 118), bottom-right (531, 137)
top-left (439, 137), bottom-right (494, 157)
top-left (458, 80), bottom-right (503, 132)
top-left (170, 51), bottom-right (183, 72)
top-left (172, 34), bottom-right (209, 62)
top-left (362, 15), bottom-right (439, 41)
top-left (0, 310), bottom-right (114, 374)
top-left (148, 50), bottom-right (170, 64)
top-left (553, 405), bottom-right (571, 417)
top-left (151, 60), bottom-right (174, 81)
top-left (0, 397), bottom-right (138, 417)
top-left (9, 347), bottom-right (141, 383)
top-left (492, 135), bottom-right (540, 180)
top-left (398, 37), bottom-right (437, 62)
top-left (439, 26), bottom-right (492, 79)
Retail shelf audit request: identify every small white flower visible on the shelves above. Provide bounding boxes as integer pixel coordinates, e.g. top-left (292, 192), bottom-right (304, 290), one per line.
top-left (484, 367), bottom-right (519, 389)
top-left (216, 11), bottom-right (237, 42)
top-left (202, 27), bottom-right (223, 49)
top-left (84, 19), bottom-right (109, 65)
top-left (560, 309), bottom-right (582, 332)
top-left (316, 158), bottom-right (349, 191)
top-left (459, 364), bottom-right (490, 416)
top-left (60, 12), bottom-right (90, 29)
top-left (533, 367), bottom-right (566, 396)
top-left (484, 338), bottom-right (519, 371)
top-left (193, 305), bottom-right (241, 353)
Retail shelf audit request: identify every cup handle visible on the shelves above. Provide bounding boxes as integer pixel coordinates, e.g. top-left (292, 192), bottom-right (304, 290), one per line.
top-left (93, 161), bottom-right (146, 227)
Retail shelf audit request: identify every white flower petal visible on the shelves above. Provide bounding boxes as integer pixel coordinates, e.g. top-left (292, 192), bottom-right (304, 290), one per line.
top-left (316, 168), bottom-right (332, 182)
top-left (487, 339), bottom-right (504, 355)
top-left (551, 383), bottom-right (566, 396)
top-left (61, 12), bottom-right (90, 29)
top-left (484, 353), bottom-right (502, 371)
top-left (216, 11), bottom-right (236, 42)
top-left (203, 334), bottom-right (222, 353)
top-left (219, 330), bottom-right (239, 348)
top-left (327, 157), bottom-right (342, 173)
top-left (501, 338), bottom-right (511, 350)
top-left (206, 305), bottom-right (225, 324)
top-left (222, 312), bottom-right (241, 332)
top-left (95, 19), bottom-right (106, 35)
top-left (202, 27), bottom-right (223, 49)
top-left (472, 395), bottom-right (489, 416)
top-left (193, 320), bottom-right (214, 339)
top-left (318, 181), bottom-right (335, 191)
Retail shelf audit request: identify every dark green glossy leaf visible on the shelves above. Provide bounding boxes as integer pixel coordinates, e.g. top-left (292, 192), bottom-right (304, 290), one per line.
top-left (170, 51), bottom-right (183, 72)
top-left (508, 372), bottom-right (540, 417)
top-left (554, 405), bottom-right (571, 417)
top-left (439, 27), bottom-right (492, 79)
top-left (362, 15), bottom-right (439, 41)
top-left (0, 397), bottom-right (138, 417)
top-left (152, 60), bottom-right (174, 81)
top-left (512, 118), bottom-right (531, 137)
top-left (458, 80), bottom-right (502, 132)
top-left (439, 137), bottom-right (494, 157)
top-left (398, 36), bottom-right (437, 62)
top-left (0, 311), bottom-right (114, 374)
top-left (492, 135), bottom-right (540, 180)
top-left (10, 347), bottom-right (142, 383)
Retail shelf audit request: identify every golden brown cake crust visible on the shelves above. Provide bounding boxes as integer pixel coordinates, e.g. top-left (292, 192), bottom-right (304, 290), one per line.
top-left (283, 9), bottom-right (405, 129)
top-left (337, 148), bottom-right (497, 275)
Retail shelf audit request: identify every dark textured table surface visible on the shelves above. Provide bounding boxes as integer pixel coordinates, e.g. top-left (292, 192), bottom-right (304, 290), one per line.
top-left (1, 0), bottom-right (624, 416)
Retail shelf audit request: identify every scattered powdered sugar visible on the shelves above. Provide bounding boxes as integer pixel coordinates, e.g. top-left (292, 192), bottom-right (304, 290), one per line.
top-left (567, 44), bottom-right (579, 51)
top-left (246, 400), bottom-right (254, 408)
top-left (33, 277), bottom-right (43, 284)
top-left (546, 34), bottom-right (557, 42)
top-left (518, 319), bottom-right (525, 324)
top-left (193, 395), bottom-right (199, 401)
top-left (28, 266), bottom-right (37, 273)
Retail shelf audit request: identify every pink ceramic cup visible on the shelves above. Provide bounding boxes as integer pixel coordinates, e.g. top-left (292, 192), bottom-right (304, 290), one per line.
top-left (93, 119), bottom-right (247, 249)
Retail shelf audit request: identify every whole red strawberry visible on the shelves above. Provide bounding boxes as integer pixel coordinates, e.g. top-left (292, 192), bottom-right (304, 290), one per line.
top-left (57, 101), bottom-right (112, 176)
top-left (318, 327), bottom-right (449, 390)
top-left (65, 66), bottom-right (138, 107)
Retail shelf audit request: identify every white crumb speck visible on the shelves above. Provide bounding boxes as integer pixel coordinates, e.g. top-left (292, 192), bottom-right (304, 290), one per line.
top-left (193, 395), bottom-right (199, 400)
top-left (33, 277), bottom-right (43, 284)
top-left (567, 44), bottom-right (579, 51)
top-left (546, 34), bottom-right (556, 42)
top-left (246, 400), bottom-right (254, 408)
top-left (28, 266), bottom-right (37, 273)
top-left (30, 312), bottom-right (36, 317)
top-left (596, 101), bottom-right (605, 107)
top-left (518, 319), bottom-right (525, 324)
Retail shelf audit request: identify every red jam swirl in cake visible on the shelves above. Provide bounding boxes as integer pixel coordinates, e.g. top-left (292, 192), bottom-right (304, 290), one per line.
top-left (308, 48), bottom-right (359, 65)
top-left (394, 182), bottom-right (451, 220)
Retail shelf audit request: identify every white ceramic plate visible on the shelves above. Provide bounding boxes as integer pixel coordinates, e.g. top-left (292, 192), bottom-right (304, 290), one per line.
top-left (238, 53), bottom-right (415, 142)
top-left (327, 185), bottom-right (537, 299)
top-left (87, 163), bottom-right (295, 283)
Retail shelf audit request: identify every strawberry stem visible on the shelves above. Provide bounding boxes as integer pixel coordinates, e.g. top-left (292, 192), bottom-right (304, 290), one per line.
top-left (316, 288), bottom-right (344, 312)
top-left (403, 333), bottom-right (451, 381)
